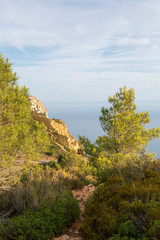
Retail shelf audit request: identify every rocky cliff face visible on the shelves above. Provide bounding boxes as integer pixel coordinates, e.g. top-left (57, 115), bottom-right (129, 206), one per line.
top-left (29, 96), bottom-right (80, 152)
top-left (29, 96), bottom-right (48, 118)
top-left (50, 119), bottom-right (80, 151)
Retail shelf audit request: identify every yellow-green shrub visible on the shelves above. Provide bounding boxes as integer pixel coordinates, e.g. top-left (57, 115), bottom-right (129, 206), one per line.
top-left (0, 191), bottom-right (80, 240)
top-left (79, 169), bottom-right (160, 240)
top-left (0, 165), bottom-right (73, 214)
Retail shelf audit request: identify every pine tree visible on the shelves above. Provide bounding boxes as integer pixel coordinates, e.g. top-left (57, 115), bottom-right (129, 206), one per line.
top-left (98, 86), bottom-right (160, 155)
top-left (87, 86), bottom-right (160, 182)
top-left (0, 54), bottom-right (50, 183)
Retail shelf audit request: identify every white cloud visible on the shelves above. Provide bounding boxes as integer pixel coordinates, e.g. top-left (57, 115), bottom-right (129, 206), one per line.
top-left (1, 0), bottom-right (160, 107)
top-left (116, 37), bottom-right (150, 46)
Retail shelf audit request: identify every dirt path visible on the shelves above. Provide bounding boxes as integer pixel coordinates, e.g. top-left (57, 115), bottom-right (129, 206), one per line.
top-left (52, 184), bottom-right (96, 240)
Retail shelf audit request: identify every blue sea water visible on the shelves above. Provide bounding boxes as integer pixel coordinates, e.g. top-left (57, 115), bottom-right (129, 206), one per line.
top-left (46, 102), bottom-right (160, 157)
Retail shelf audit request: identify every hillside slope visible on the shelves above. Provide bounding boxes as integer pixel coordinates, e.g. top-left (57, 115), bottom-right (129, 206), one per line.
top-left (29, 96), bottom-right (81, 157)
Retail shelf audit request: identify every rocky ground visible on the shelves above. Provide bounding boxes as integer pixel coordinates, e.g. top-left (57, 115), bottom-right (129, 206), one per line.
top-left (52, 184), bottom-right (96, 240)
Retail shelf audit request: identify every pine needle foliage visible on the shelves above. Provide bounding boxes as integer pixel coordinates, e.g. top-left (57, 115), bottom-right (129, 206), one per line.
top-left (80, 86), bottom-right (160, 183)
top-left (0, 54), bottom-right (50, 185)
top-left (99, 86), bottom-right (160, 155)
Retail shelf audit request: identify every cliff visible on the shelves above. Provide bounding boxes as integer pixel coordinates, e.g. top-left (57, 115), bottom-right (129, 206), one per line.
top-left (29, 96), bottom-right (80, 153)
top-left (50, 119), bottom-right (80, 151)
top-left (28, 96), bottom-right (48, 118)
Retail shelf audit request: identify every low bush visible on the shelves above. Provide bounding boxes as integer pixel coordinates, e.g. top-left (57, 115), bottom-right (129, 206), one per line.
top-left (79, 167), bottom-right (160, 240)
top-left (0, 191), bottom-right (80, 240)
top-left (52, 168), bottom-right (84, 190)
top-left (0, 164), bottom-right (86, 215)
top-left (0, 165), bottom-right (65, 214)
top-left (56, 151), bottom-right (96, 186)
top-left (0, 193), bottom-right (80, 240)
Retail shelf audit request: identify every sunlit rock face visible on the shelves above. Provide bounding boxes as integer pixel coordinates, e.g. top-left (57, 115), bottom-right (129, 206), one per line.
top-left (29, 96), bottom-right (81, 152)
top-left (28, 96), bottom-right (48, 118)
top-left (50, 119), bottom-right (80, 151)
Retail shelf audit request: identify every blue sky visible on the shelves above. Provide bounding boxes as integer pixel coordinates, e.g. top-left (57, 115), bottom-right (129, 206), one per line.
top-left (1, 0), bottom-right (160, 107)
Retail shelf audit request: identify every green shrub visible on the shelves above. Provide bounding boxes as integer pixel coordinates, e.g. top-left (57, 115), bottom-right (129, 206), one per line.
top-left (0, 192), bottom-right (80, 240)
top-left (108, 220), bottom-right (139, 240)
top-left (53, 150), bottom-right (96, 188)
top-left (57, 153), bottom-right (66, 168)
top-left (79, 169), bottom-right (160, 240)
top-left (53, 169), bottom-right (84, 190)
top-left (65, 175), bottom-right (84, 190)
top-left (0, 165), bottom-right (68, 214)
top-left (48, 160), bottom-right (57, 169)
top-left (149, 220), bottom-right (160, 239)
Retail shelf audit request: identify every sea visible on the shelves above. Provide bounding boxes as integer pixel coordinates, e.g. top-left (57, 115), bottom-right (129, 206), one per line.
top-left (46, 102), bottom-right (160, 158)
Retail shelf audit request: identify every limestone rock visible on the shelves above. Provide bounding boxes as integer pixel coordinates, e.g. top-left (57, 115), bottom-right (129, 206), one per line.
top-left (29, 96), bottom-right (81, 152)
top-left (50, 119), bottom-right (80, 151)
top-left (28, 96), bottom-right (48, 118)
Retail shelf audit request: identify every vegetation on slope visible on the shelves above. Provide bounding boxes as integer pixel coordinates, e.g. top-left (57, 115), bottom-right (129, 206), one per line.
top-left (79, 86), bottom-right (160, 184)
top-left (79, 86), bottom-right (160, 239)
top-left (1, 54), bottom-right (160, 240)
top-left (0, 166), bottom-right (80, 240)
top-left (31, 112), bottom-right (71, 155)
top-left (80, 165), bottom-right (160, 240)
top-left (0, 54), bottom-right (50, 189)
top-left (0, 55), bottom-right (85, 240)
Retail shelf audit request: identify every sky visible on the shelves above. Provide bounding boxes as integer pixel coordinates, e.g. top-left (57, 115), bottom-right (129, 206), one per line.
top-left (1, 0), bottom-right (160, 107)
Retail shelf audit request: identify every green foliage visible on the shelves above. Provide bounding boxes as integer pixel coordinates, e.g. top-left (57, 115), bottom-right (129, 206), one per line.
top-left (118, 220), bottom-right (136, 237)
top-left (57, 153), bottom-right (67, 167)
top-left (0, 192), bottom-right (80, 240)
top-left (80, 87), bottom-right (160, 183)
top-left (0, 163), bottom-right (90, 214)
top-left (0, 54), bottom-right (50, 187)
top-left (79, 166), bottom-right (160, 240)
top-left (99, 86), bottom-right (159, 153)
top-left (99, 85), bottom-right (159, 166)
top-left (0, 165), bottom-right (64, 213)
top-left (0, 165), bottom-right (80, 240)
top-left (2, 164), bottom-right (92, 221)
top-left (56, 150), bottom-right (96, 187)
top-left (78, 135), bottom-right (94, 156)
top-left (149, 220), bottom-right (160, 239)
top-left (32, 112), bottom-right (71, 154)
top-left (48, 160), bottom-right (57, 168)
top-left (108, 220), bottom-right (137, 240)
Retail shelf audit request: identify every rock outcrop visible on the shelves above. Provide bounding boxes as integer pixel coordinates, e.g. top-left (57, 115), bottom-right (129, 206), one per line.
top-left (29, 96), bottom-right (80, 152)
top-left (28, 96), bottom-right (48, 118)
top-left (50, 119), bottom-right (80, 152)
